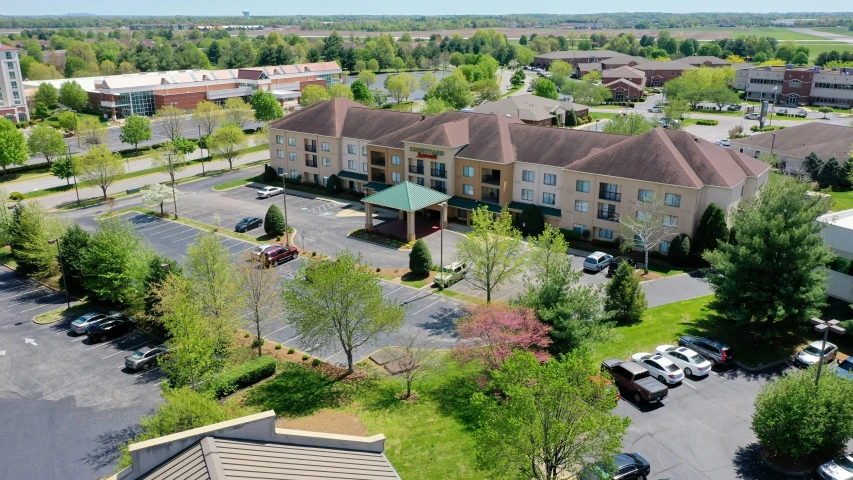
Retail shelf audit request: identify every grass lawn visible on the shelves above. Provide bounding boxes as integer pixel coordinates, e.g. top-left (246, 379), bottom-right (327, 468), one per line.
top-left (33, 301), bottom-right (89, 325)
top-left (802, 43), bottom-right (853, 61)
top-left (0, 245), bottom-right (17, 269)
top-left (589, 112), bottom-right (621, 121)
top-left (591, 295), bottom-right (811, 367)
top-left (436, 288), bottom-right (487, 305)
top-left (498, 84), bottom-right (523, 99)
top-left (212, 177), bottom-right (254, 191)
top-left (239, 356), bottom-right (487, 480)
top-left (827, 189), bottom-right (853, 211)
top-left (660, 26), bottom-right (822, 40)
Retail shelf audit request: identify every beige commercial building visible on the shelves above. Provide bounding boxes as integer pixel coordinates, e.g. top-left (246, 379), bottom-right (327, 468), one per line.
top-left (269, 99), bottom-right (770, 254)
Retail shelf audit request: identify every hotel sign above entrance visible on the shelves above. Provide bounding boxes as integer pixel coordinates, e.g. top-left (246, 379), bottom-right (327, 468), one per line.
top-left (410, 146), bottom-right (444, 160)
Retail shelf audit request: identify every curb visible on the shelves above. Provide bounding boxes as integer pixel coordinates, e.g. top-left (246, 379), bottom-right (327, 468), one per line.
top-left (345, 234), bottom-right (411, 251)
top-left (735, 357), bottom-right (791, 373)
top-left (759, 448), bottom-right (813, 477)
top-left (0, 264), bottom-right (81, 323)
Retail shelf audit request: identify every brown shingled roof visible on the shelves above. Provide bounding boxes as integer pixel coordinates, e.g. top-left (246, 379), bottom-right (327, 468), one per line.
top-left (509, 124), bottom-right (627, 168)
top-left (602, 66), bottom-right (646, 80)
top-left (733, 123), bottom-right (853, 161)
top-left (405, 118), bottom-right (471, 147)
top-left (269, 98), bottom-right (365, 137)
top-left (341, 108), bottom-right (425, 141)
top-left (566, 129), bottom-right (768, 188)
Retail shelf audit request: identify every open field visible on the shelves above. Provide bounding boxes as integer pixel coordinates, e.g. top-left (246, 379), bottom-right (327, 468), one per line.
top-left (660, 26), bottom-right (822, 40)
top-left (811, 27), bottom-right (853, 38)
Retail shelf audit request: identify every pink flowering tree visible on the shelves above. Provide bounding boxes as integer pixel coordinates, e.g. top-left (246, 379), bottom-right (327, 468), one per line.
top-left (453, 304), bottom-right (552, 371)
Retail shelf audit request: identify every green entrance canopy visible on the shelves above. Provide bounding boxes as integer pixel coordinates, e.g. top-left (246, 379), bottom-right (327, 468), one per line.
top-left (362, 181), bottom-right (451, 212)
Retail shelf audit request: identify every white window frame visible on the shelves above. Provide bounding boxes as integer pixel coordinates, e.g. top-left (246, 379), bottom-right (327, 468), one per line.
top-left (574, 200), bottom-right (588, 212)
top-left (277, 150), bottom-right (285, 159)
top-left (289, 152), bottom-right (297, 161)
top-left (322, 157), bottom-right (331, 167)
top-left (463, 166), bottom-right (475, 177)
top-left (391, 155), bottom-right (401, 166)
top-left (275, 135), bottom-right (283, 144)
top-left (348, 160), bottom-right (358, 170)
top-left (347, 144), bottom-right (357, 155)
top-left (576, 180), bottom-right (590, 193)
top-left (542, 192), bottom-right (555, 205)
top-left (521, 189), bottom-right (534, 201)
top-left (543, 173), bottom-right (557, 186)
top-left (463, 184), bottom-right (474, 196)
top-left (288, 137), bottom-right (296, 146)
top-left (321, 142), bottom-right (330, 152)
top-left (391, 172), bottom-right (401, 182)
top-left (522, 170), bottom-right (535, 182)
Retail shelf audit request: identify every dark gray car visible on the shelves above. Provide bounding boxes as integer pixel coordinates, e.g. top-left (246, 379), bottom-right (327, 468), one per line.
top-left (125, 345), bottom-right (169, 371)
top-left (69, 311), bottom-right (119, 335)
top-left (678, 335), bottom-right (735, 367)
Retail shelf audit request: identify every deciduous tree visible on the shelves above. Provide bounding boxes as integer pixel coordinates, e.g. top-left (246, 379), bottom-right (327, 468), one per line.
top-left (27, 124), bottom-right (67, 166)
top-left (602, 113), bottom-right (656, 135)
top-left (350, 80), bottom-right (372, 105)
top-left (704, 176), bottom-right (834, 335)
top-left (142, 183), bottom-right (178, 216)
top-left (237, 252), bottom-right (286, 357)
top-left (391, 332), bottom-right (442, 399)
top-left (154, 105), bottom-right (185, 142)
top-left (192, 100), bottom-right (223, 136)
top-left (618, 192), bottom-right (678, 274)
top-left (533, 77), bottom-right (559, 99)
top-left (119, 115), bottom-right (152, 152)
top-left (50, 155), bottom-right (76, 185)
top-left (208, 124), bottom-right (247, 170)
top-left (328, 83), bottom-right (353, 99)
top-left (0, 118), bottom-right (29, 173)
top-left (425, 71), bottom-right (473, 109)
top-left (57, 224), bottom-right (90, 293)
top-left (77, 116), bottom-right (106, 145)
top-left (282, 249), bottom-right (406, 373)
top-left (77, 145), bottom-right (125, 199)
top-left (299, 85), bottom-right (331, 107)
top-left (35, 83), bottom-right (59, 108)
top-left (357, 69), bottom-right (377, 87)
top-left (249, 90), bottom-right (284, 122)
top-left (454, 303), bottom-right (551, 371)
top-left (223, 97), bottom-right (254, 129)
top-left (58, 80), bottom-right (88, 111)
top-left (82, 216), bottom-right (152, 304)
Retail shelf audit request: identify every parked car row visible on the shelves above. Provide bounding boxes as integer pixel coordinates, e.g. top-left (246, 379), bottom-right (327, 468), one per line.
top-left (70, 310), bottom-right (136, 343)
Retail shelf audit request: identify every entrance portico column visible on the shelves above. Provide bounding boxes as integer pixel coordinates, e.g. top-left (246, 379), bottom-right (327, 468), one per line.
top-left (399, 210), bottom-right (405, 220)
top-left (365, 203), bottom-right (374, 231)
top-left (406, 210), bottom-right (416, 242)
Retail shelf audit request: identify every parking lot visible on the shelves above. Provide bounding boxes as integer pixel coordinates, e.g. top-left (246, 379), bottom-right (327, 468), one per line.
top-left (0, 266), bottom-right (164, 480)
top-left (124, 212), bottom-right (466, 365)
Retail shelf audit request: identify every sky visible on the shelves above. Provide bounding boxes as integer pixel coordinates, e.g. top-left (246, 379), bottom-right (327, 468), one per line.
top-left (13, 1), bottom-right (853, 16)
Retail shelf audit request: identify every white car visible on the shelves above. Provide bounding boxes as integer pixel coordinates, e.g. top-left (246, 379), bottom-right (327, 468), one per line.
top-left (654, 345), bottom-right (713, 377)
top-left (648, 105), bottom-right (663, 113)
top-left (583, 252), bottom-right (613, 272)
top-left (744, 112), bottom-right (761, 120)
top-left (631, 352), bottom-right (684, 385)
top-left (818, 453), bottom-right (853, 480)
top-left (257, 186), bottom-right (284, 198)
top-left (715, 139), bottom-right (731, 148)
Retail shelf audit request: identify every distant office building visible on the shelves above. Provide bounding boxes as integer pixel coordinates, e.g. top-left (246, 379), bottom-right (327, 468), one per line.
top-left (735, 65), bottom-right (853, 107)
top-left (243, 11), bottom-right (250, 19)
top-left (0, 45), bottom-right (29, 123)
top-left (23, 62), bottom-right (341, 119)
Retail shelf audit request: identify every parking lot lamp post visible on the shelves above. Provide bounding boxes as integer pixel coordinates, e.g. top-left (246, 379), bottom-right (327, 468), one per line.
top-left (281, 172), bottom-right (290, 246)
top-left (67, 146), bottom-right (80, 205)
top-left (439, 202), bottom-right (447, 287)
top-left (167, 154), bottom-right (179, 220)
top-left (770, 133), bottom-right (777, 160)
top-left (48, 239), bottom-right (70, 309)
top-left (810, 317), bottom-right (846, 387)
top-left (198, 125), bottom-right (205, 174)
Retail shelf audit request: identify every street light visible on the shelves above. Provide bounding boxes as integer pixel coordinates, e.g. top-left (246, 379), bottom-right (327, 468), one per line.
top-left (167, 153), bottom-right (179, 220)
top-left (198, 125), bottom-right (205, 174)
top-left (67, 146), bottom-right (80, 205)
top-left (809, 317), bottom-right (846, 386)
top-left (280, 171), bottom-right (291, 246)
top-left (47, 239), bottom-right (70, 309)
top-left (770, 132), bottom-right (777, 159)
top-left (438, 202), bottom-right (447, 287)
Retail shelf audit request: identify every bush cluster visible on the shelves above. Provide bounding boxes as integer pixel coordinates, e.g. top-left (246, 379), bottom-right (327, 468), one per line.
top-left (201, 356), bottom-right (276, 400)
top-left (696, 119), bottom-right (719, 126)
top-left (750, 125), bottom-right (786, 132)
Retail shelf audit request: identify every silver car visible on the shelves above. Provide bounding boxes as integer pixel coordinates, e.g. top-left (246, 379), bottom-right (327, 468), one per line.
top-left (583, 252), bottom-right (613, 272)
top-left (793, 340), bottom-right (837, 368)
top-left (70, 311), bottom-right (118, 335)
top-left (125, 345), bottom-right (169, 371)
top-left (819, 453), bottom-right (853, 480)
top-left (257, 186), bottom-right (283, 198)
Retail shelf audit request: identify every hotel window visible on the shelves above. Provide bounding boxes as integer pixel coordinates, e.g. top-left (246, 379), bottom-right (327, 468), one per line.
top-left (598, 228), bottom-right (614, 240)
top-left (789, 79), bottom-right (802, 88)
top-left (323, 176), bottom-right (329, 185)
top-left (660, 240), bottom-right (671, 253)
top-left (4, 52), bottom-right (11, 59)
top-left (542, 192), bottom-right (555, 205)
top-left (573, 224), bottom-right (588, 234)
top-left (663, 215), bottom-right (678, 227)
top-left (463, 184), bottom-right (474, 196)
top-left (543, 173), bottom-right (557, 186)
top-left (638, 189), bottom-right (653, 202)
top-left (348, 160), bottom-right (357, 170)
top-left (13, 91), bottom-right (20, 99)
top-left (362, 162), bottom-right (368, 173)
top-left (391, 155), bottom-right (401, 166)
top-left (289, 152), bottom-right (297, 161)
top-left (321, 142), bottom-right (330, 152)
top-left (521, 189), bottom-right (534, 201)
top-left (664, 193), bottom-right (681, 207)
top-left (277, 150), bottom-right (284, 159)
top-left (576, 180), bottom-right (590, 193)
top-left (362, 146), bottom-right (367, 156)
top-left (347, 144), bottom-right (356, 155)
top-left (522, 170), bottom-right (535, 182)
top-left (575, 200), bottom-right (588, 212)
top-left (290, 169), bottom-right (298, 179)
top-left (463, 166), bottom-right (475, 177)
top-left (322, 157), bottom-right (331, 167)
top-left (6, 62), bottom-right (12, 69)
top-left (392, 172), bottom-right (401, 182)
top-left (288, 137), bottom-right (296, 146)
top-left (278, 167), bottom-right (285, 175)
top-left (275, 135), bottom-right (283, 144)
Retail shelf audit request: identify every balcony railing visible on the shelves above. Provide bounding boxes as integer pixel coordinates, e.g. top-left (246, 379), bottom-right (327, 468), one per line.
top-left (481, 175), bottom-right (501, 186)
top-left (597, 211), bottom-right (618, 221)
top-left (371, 158), bottom-right (386, 167)
top-left (598, 191), bottom-right (621, 202)
top-left (305, 160), bottom-right (317, 168)
top-left (481, 193), bottom-right (500, 203)
top-left (409, 165), bottom-right (424, 174)
top-left (373, 174), bottom-right (386, 183)
top-left (432, 186), bottom-right (447, 194)
top-left (430, 168), bottom-right (447, 178)
top-left (304, 145), bottom-right (317, 153)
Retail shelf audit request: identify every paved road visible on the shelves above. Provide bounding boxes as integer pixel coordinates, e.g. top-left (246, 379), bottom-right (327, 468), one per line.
top-left (791, 28), bottom-right (853, 44)
top-left (0, 266), bottom-right (163, 480)
top-left (23, 118), bottom-right (264, 166)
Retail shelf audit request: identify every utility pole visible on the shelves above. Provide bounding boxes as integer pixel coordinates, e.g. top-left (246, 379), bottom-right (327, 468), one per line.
top-left (67, 146), bottom-right (80, 205)
top-left (167, 153), bottom-right (178, 219)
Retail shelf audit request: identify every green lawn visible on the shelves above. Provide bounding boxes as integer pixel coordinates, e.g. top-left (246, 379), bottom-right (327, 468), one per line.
top-left (802, 43), bottom-right (853, 61)
top-left (212, 177), bottom-right (253, 191)
top-left (591, 295), bottom-right (810, 367)
top-left (660, 26), bottom-right (822, 40)
top-left (828, 189), bottom-right (853, 211)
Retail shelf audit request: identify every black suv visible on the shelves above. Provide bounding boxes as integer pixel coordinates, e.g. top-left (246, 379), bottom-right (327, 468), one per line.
top-left (678, 335), bottom-right (735, 367)
top-left (235, 217), bottom-right (263, 233)
top-left (86, 316), bottom-right (136, 343)
top-left (608, 256), bottom-right (637, 276)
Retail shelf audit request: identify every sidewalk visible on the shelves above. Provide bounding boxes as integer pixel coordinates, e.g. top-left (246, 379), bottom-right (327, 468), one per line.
top-left (34, 148), bottom-right (270, 209)
top-left (8, 137), bottom-right (267, 194)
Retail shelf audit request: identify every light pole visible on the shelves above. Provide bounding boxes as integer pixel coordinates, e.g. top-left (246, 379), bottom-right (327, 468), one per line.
top-left (198, 125), bottom-right (205, 174)
top-left (280, 171), bottom-right (291, 246)
top-left (167, 153), bottom-right (178, 220)
top-left (595, 119), bottom-right (599, 132)
top-left (67, 146), bottom-right (80, 205)
top-left (770, 132), bottom-right (777, 159)
top-left (47, 239), bottom-right (70, 309)
top-left (438, 202), bottom-right (447, 287)
top-left (810, 317), bottom-right (846, 387)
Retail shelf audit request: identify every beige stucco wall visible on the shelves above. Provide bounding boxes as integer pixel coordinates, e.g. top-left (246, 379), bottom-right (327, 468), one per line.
top-left (268, 128), bottom-right (341, 184)
top-left (512, 161), bottom-right (563, 211)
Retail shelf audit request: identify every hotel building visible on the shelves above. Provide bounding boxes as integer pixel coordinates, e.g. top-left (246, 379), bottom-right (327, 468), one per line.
top-left (0, 45), bottom-right (29, 123)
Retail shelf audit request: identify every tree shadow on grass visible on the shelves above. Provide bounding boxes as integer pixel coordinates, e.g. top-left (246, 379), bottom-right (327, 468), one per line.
top-left (423, 364), bottom-right (484, 428)
top-left (242, 363), bottom-right (348, 418)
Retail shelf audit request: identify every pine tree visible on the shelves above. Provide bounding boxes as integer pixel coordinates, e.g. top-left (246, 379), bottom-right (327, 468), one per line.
top-left (692, 204), bottom-right (727, 257)
top-left (408, 239), bottom-right (432, 276)
top-left (668, 233), bottom-right (691, 266)
top-left (566, 109), bottom-right (579, 127)
top-left (803, 152), bottom-right (823, 182)
top-left (818, 157), bottom-right (841, 189)
top-left (325, 174), bottom-right (341, 195)
top-left (604, 261), bottom-right (647, 325)
top-left (264, 204), bottom-right (287, 236)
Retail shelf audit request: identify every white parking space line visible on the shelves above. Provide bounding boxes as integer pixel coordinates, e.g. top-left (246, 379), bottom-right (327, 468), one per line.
top-left (234, 245), bottom-right (256, 255)
top-left (0, 284), bottom-right (31, 293)
top-left (411, 300), bottom-right (441, 315)
top-left (135, 221), bottom-right (180, 233)
top-left (401, 291), bottom-right (427, 304)
top-left (682, 380), bottom-right (697, 390)
top-left (383, 286), bottom-right (405, 297)
top-left (161, 228), bottom-right (197, 239)
top-left (19, 299), bottom-right (66, 313)
top-left (135, 366), bottom-right (160, 377)
top-left (268, 324), bottom-right (291, 335)
top-left (11, 290), bottom-right (62, 306)
top-left (142, 224), bottom-right (185, 236)
top-left (171, 232), bottom-right (201, 244)
top-left (71, 335), bottom-right (86, 342)
top-left (101, 340), bottom-right (151, 360)
top-left (0, 288), bottom-right (41, 301)
top-left (324, 349), bottom-right (344, 361)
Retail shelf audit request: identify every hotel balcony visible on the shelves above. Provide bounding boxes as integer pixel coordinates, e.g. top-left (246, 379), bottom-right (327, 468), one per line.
top-left (481, 168), bottom-right (501, 186)
top-left (409, 165), bottom-right (424, 174)
top-left (430, 168), bottom-right (447, 178)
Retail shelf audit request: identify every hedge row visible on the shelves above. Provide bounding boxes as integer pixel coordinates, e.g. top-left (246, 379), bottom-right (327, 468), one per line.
top-left (201, 355), bottom-right (276, 399)
top-left (696, 119), bottom-right (719, 126)
top-left (750, 125), bottom-right (786, 132)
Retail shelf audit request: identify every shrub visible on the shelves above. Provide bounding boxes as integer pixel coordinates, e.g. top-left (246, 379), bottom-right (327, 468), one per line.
top-left (302, 354), bottom-right (310, 361)
top-left (325, 174), bottom-right (342, 195)
top-left (696, 119), bottom-right (718, 126)
top-left (559, 228), bottom-right (582, 242)
top-left (752, 367), bottom-right (853, 461)
top-left (244, 332), bottom-right (250, 338)
top-left (408, 239), bottom-right (432, 275)
top-left (287, 348), bottom-right (295, 354)
top-left (517, 203), bottom-right (545, 237)
top-left (275, 343), bottom-right (282, 350)
top-left (9, 192), bottom-right (23, 201)
top-left (201, 356), bottom-right (277, 399)
top-left (668, 234), bottom-right (691, 266)
top-left (262, 164), bottom-right (279, 183)
top-left (604, 261), bottom-right (647, 324)
top-left (750, 125), bottom-right (786, 132)
top-left (264, 204), bottom-right (287, 236)
top-left (311, 358), bottom-right (321, 366)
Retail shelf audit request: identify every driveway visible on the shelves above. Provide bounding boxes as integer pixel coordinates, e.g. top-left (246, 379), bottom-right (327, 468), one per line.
top-left (0, 267), bottom-right (163, 480)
